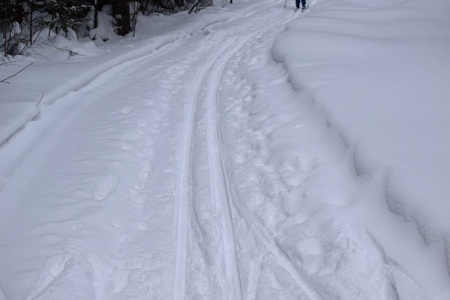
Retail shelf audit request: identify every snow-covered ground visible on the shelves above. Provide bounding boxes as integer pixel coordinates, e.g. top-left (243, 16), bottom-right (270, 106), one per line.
top-left (273, 0), bottom-right (450, 298)
top-left (1, 0), bottom-right (449, 299)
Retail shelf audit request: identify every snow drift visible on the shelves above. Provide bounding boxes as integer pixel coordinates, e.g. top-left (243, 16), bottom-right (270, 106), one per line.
top-left (273, 0), bottom-right (450, 298)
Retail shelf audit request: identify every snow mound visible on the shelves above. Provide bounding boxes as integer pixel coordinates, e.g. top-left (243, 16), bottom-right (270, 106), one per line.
top-left (273, 0), bottom-right (450, 297)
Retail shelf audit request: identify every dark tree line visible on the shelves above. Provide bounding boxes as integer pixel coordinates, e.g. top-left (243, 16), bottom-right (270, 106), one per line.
top-left (1, 0), bottom-right (214, 56)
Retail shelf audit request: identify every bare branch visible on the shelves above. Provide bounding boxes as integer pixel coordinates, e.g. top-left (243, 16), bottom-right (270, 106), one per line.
top-left (36, 91), bottom-right (45, 107)
top-left (0, 62), bottom-right (35, 84)
top-left (189, 0), bottom-right (201, 14)
top-left (42, 41), bottom-right (84, 59)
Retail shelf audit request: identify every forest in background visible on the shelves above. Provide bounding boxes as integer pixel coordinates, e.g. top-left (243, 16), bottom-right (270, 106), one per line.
top-left (0, 0), bottom-right (224, 56)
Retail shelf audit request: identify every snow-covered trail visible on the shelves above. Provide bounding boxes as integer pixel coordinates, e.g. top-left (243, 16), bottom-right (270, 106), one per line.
top-left (0, 1), bottom-right (319, 299)
top-left (2, 0), bottom-right (430, 298)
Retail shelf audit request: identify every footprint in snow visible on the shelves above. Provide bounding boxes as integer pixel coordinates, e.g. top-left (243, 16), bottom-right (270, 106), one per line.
top-left (138, 171), bottom-right (149, 180)
top-left (132, 195), bottom-right (147, 204)
top-left (28, 256), bottom-right (95, 300)
top-left (248, 56), bottom-right (261, 66)
top-left (120, 106), bottom-right (132, 114)
top-left (166, 65), bottom-right (186, 77)
top-left (129, 182), bottom-right (146, 196)
top-left (134, 220), bottom-right (148, 231)
top-left (137, 120), bottom-right (148, 128)
top-left (94, 175), bottom-right (119, 201)
top-left (121, 143), bottom-right (133, 151)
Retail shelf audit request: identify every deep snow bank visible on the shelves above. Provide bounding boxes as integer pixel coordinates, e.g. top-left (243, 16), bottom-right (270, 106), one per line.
top-left (273, 0), bottom-right (450, 297)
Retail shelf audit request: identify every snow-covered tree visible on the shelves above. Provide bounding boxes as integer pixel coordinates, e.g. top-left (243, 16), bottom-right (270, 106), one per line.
top-left (45, 0), bottom-right (91, 37)
top-left (0, 0), bottom-right (25, 55)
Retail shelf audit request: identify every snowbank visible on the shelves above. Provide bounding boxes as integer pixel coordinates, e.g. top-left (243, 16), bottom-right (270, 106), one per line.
top-left (273, 0), bottom-right (450, 297)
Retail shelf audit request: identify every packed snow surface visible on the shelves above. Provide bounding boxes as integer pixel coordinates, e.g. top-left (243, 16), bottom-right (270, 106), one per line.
top-left (1, 0), bottom-right (449, 299)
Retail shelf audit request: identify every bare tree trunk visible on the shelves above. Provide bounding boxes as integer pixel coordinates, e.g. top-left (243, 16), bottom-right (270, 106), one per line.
top-left (141, 0), bottom-right (151, 14)
top-left (29, 7), bottom-right (33, 45)
top-left (188, 0), bottom-right (200, 14)
top-left (112, 0), bottom-right (131, 36)
top-left (2, 3), bottom-right (9, 56)
top-left (94, 0), bottom-right (99, 29)
top-left (131, 1), bottom-right (138, 37)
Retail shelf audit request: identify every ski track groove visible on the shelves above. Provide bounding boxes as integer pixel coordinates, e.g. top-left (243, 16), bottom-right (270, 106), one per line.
top-left (174, 36), bottom-right (241, 299)
top-left (172, 5), bottom-right (325, 299)
top-left (205, 37), bottom-right (249, 300)
top-left (198, 8), bottom-right (324, 299)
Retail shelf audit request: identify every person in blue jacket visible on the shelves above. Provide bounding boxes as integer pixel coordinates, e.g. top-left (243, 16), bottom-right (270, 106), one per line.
top-left (296, 0), bottom-right (306, 10)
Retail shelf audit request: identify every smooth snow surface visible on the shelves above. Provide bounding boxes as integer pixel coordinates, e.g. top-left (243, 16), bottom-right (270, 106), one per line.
top-left (1, 0), bottom-right (450, 299)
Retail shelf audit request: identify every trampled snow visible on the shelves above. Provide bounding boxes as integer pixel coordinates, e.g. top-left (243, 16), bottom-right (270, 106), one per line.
top-left (1, 0), bottom-right (449, 299)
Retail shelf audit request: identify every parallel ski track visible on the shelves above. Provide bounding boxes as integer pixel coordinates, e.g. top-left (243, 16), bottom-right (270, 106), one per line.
top-left (173, 36), bottom-right (242, 300)
top-left (174, 34), bottom-right (250, 299)
top-left (173, 53), bottom-right (207, 300)
top-left (173, 3), bottom-right (325, 299)
top-left (205, 37), bottom-right (251, 300)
